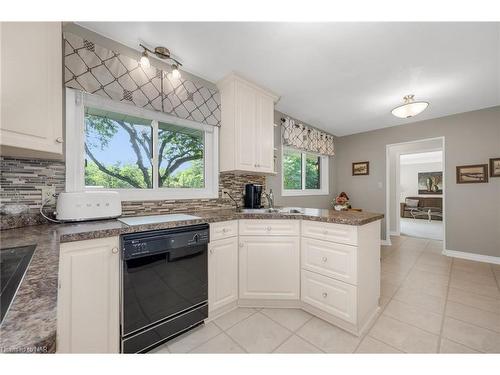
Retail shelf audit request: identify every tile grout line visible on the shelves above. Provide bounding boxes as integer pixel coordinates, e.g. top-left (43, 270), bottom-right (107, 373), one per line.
top-left (361, 240), bottom-right (433, 353)
top-left (270, 314), bottom-right (319, 353)
top-left (491, 264), bottom-right (500, 291)
top-left (436, 257), bottom-right (454, 353)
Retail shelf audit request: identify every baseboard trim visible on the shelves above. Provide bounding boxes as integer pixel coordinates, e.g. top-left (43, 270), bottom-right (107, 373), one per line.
top-left (443, 249), bottom-right (500, 265)
top-left (389, 231), bottom-right (400, 237)
top-left (381, 239), bottom-right (392, 246)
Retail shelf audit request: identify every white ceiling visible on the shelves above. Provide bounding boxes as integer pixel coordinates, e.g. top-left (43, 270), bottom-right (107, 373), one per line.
top-left (78, 22), bottom-right (500, 136)
top-left (400, 151), bottom-right (442, 165)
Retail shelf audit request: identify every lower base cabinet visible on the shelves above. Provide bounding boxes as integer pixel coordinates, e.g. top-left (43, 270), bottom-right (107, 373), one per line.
top-left (239, 236), bottom-right (300, 300)
top-left (57, 236), bottom-right (120, 353)
top-left (208, 236), bottom-right (239, 313)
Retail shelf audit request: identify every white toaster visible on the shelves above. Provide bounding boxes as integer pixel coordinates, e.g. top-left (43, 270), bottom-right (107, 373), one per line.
top-left (56, 191), bottom-right (122, 221)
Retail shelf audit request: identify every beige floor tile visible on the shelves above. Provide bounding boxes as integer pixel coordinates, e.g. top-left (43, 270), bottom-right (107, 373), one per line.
top-left (449, 277), bottom-right (500, 300)
top-left (226, 312), bottom-right (291, 353)
top-left (406, 269), bottom-right (450, 285)
top-left (383, 299), bottom-right (443, 334)
top-left (213, 307), bottom-right (257, 330)
top-left (452, 259), bottom-right (493, 273)
top-left (381, 261), bottom-right (413, 275)
top-left (394, 286), bottom-right (446, 314)
top-left (445, 300), bottom-right (500, 333)
top-left (451, 269), bottom-right (497, 288)
top-left (439, 338), bottom-right (480, 353)
top-left (442, 317), bottom-right (500, 353)
top-left (379, 295), bottom-right (392, 309)
top-left (190, 333), bottom-right (245, 353)
top-left (381, 270), bottom-right (408, 286)
top-left (296, 317), bottom-right (361, 353)
top-left (448, 288), bottom-right (500, 314)
top-left (413, 260), bottom-right (451, 276)
top-left (261, 308), bottom-right (313, 332)
top-left (369, 315), bottom-right (439, 353)
top-left (167, 322), bottom-right (222, 353)
top-left (418, 252), bottom-right (452, 267)
top-left (273, 335), bottom-right (322, 353)
top-left (400, 278), bottom-right (448, 299)
top-left (380, 280), bottom-right (399, 298)
top-left (355, 336), bottom-right (403, 353)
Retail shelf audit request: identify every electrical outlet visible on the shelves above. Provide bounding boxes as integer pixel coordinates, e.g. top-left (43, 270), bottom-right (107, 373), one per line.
top-left (41, 186), bottom-right (56, 204)
top-left (221, 189), bottom-right (230, 198)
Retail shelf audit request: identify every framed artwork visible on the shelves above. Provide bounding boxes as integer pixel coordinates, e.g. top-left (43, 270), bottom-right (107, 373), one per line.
top-left (418, 171), bottom-right (443, 194)
top-left (490, 158), bottom-right (500, 178)
top-left (456, 164), bottom-right (489, 184)
top-left (352, 161), bottom-right (369, 176)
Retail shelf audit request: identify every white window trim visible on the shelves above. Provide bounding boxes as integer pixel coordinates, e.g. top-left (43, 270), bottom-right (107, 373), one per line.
top-left (281, 146), bottom-right (329, 197)
top-left (65, 88), bottom-right (219, 201)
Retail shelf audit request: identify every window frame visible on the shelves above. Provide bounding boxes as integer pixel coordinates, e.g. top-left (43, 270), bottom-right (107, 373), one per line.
top-left (65, 88), bottom-right (219, 201)
top-left (281, 146), bottom-right (329, 197)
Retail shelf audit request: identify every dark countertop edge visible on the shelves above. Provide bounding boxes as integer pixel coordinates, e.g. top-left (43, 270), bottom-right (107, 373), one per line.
top-left (59, 211), bottom-right (384, 243)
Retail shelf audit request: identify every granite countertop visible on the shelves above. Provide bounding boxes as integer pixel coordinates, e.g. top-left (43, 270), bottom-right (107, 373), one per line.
top-left (0, 208), bottom-right (383, 353)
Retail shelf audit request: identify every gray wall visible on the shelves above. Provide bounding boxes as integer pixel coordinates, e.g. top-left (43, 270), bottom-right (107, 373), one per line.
top-left (266, 110), bottom-right (336, 209)
top-left (334, 106), bottom-right (500, 257)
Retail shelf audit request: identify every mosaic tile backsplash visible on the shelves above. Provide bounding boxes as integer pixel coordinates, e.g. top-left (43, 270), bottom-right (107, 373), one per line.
top-left (0, 157), bottom-right (266, 230)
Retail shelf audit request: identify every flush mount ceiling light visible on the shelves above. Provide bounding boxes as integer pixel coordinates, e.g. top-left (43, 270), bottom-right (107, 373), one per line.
top-left (139, 44), bottom-right (183, 79)
top-left (391, 94), bottom-right (429, 118)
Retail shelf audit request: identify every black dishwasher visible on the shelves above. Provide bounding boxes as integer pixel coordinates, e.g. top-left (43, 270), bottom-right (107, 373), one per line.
top-left (121, 224), bottom-right (209, 353)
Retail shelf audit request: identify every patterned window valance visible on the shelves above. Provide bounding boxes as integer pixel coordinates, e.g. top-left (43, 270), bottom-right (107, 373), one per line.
top-left (281, 117), bottom-right (335, 156)
top-left (63, 32), bottom-right (221, 126)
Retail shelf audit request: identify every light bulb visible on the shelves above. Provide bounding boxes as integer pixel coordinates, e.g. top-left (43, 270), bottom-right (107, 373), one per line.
top-left (171, 64), bottom-right (181, 79)
top-left (139, 51), bottom-right (150, 69)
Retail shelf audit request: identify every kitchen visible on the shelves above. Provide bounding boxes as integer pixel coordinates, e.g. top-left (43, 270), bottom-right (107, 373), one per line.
top-left (1, 7), bottom-right (500, 372)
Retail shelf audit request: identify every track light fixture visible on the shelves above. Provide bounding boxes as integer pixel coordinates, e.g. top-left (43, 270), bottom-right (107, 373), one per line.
top-left (138, 44), bottom-right (183, 79)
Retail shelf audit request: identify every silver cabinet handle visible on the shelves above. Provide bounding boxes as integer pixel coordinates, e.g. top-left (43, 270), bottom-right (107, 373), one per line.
top-left (322, 256), bottom-right (328, 263)
top-left (322, 292), bottom-right (328, 298)
top-left (112, 247), bottom-right (118, 254)
top-left (222, 228), bottom-right (228, 233)
top-left (322, 230), bottom-right (328, 235)
top-left (266, 226), bottom-right (272, 231)
top-left (56, 137), bottom-right (64, 143)
top-left (239, 243), bottom-right (244, 248)
top-left (210, 248), bottom-right (214, 254)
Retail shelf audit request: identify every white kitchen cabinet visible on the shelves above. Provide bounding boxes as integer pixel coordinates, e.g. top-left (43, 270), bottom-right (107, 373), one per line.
top-left (208, 236), bottom-right (239, 313)
top-left (239, 235), bottom-right (300, 300)
top-left (217, 73), bottom-right (279, 174)
top-left (300, 220), bottom-right (381, 336)
top-left (57, 236), bottom-right (120, 353)
top-left (0, 22), bottom-right (63, 159)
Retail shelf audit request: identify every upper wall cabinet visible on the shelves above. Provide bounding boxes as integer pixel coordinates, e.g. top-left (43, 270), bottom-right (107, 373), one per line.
top-left (0, 22), bottom-right (63, 159)
top-left (217, 73), bottom-right (279, 174)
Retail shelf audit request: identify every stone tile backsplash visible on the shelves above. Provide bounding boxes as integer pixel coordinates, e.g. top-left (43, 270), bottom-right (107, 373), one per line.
top-left (0, 156), bottom-right (266, 230)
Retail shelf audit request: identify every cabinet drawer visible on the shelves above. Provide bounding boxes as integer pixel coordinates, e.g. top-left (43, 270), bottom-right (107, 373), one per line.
top-left (301, 270), bottom-right (357, 324)
top-left (301, 220), bottom-right (358, 245)
top-left (210, 220), bottom-right (238, 241)
top-left (301, 237), bottom-right (357, 285)
top-left (239, 219), bottom-right (300, 236)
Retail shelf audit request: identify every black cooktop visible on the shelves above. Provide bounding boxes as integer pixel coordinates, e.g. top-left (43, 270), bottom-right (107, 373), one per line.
top-left (0, 245), bottom-right (36, 323)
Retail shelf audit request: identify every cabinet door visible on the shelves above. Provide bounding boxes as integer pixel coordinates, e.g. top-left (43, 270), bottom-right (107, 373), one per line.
top-left (234, 80), bottom-right (257, 171)
top-left (208, 237), bottom-right (238, 312)
top-left (239, 236), bottom-right (300, 300)
top-left (1, 22), bottom-right (63, 157)
top-left (255, 94), bottom-right (275, 173)
top-left (57, 237), bottom-right (120, 353)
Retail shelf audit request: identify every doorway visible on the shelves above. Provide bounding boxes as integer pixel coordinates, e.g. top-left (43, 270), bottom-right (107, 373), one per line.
top-left (385, 137), bottom-right (445, 246)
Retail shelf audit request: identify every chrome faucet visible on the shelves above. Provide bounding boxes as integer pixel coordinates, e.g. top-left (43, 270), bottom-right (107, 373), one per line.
top-left (264, 189), bottom-right (275, 210)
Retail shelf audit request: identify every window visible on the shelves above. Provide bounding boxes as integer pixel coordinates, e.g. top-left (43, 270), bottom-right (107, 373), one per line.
top-left (282, 147), bottom-right (329, 196)
top-left (66, 89), bottom-right (218, 200)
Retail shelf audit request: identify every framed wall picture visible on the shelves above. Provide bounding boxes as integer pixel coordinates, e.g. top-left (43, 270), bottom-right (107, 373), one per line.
top-left (490, 158), bottom-right (500, 177)
top-left (418, 171), bottom-right (443, 194)
top-left (352, 161), bottom-right (369, 176)
top-left (456, 164), bottom-right (489, 184)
